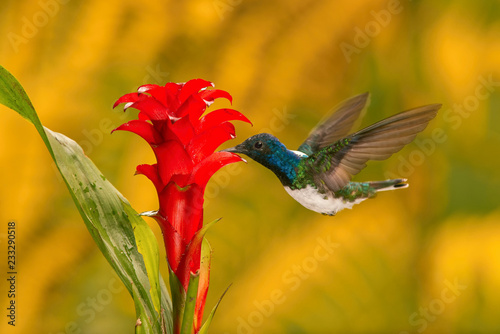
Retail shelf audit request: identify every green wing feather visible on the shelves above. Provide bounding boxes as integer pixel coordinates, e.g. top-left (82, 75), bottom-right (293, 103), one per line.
top-left (298, 103), bottom-right (442, 192)
top-left (297, 92), bottom-right (370, 155)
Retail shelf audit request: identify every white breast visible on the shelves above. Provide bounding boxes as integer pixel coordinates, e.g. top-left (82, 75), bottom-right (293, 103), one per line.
top-left (291, 150), bottom-right (308, 158)
top-left (284, 185), bottom-right (367, 215)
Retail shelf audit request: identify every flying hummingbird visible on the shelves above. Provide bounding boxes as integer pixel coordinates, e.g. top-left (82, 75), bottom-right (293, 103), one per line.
top-left (222, 93), bottom-right (441, 216)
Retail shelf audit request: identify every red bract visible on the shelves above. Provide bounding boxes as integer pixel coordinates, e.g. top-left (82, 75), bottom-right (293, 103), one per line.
top-left (113, 79), bottom-right (251, 333)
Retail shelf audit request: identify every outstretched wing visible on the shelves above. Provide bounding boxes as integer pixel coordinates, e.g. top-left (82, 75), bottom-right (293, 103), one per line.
top-left (297, 93), bottom-right (370, 156)
top-left (304, 104), bottom-right (442, 192)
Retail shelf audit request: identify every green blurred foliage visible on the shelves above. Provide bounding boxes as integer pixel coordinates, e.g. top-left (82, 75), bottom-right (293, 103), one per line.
top-left (1, 0), bottom-right (499, 333)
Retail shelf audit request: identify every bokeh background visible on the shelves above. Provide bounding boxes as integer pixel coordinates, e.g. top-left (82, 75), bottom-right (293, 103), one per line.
top-left (1, 0), bottom-right (500, 333)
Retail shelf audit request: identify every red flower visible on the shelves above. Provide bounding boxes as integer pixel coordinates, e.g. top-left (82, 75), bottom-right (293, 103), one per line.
top-left (113, 79), bottom-right (251, 333)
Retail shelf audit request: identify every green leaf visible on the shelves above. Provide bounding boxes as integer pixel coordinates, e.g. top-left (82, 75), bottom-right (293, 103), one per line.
top-left (0, 65), bottom-right (172, 333)
top-left (198, 281), bottom-right (231, 334)
top-left (133, 286), bottom-right (155, 334)
top-left (169, 268), bottom-right (186, 334)
top-left (126, 205), bottom-right (162, 314)
top-left (0, 65), bottom-right (53, 157)
top-left (180, 272), bottom-right (200, 334)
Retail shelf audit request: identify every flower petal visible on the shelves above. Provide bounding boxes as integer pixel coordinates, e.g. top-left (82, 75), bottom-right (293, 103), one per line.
top-left (199, 89), bottom-right (232, 104)
top-left (175, 218), bottom-right (217, 292)
top-left (129, 98), bottom-right (169, 121)
top-left (164, 82), bottom-right (182, 108)
top-left (188, 123), bottom-right (235, 163)
top-left (154, 141), bottom-right (194, 185)
top-left (113, 92), bottom-right (144, 109)
top-left (157, 215), bottom-right (186, 274)
top-left (112, 120), bottom-right (162, 145)
top-left (176, 94), bottom-right (207, 120)
top-left (195, 239), bottom-right (211, 331)
top-left (137, 84), bottom-right (160, 93)
top-left (197, 108), bottom-right (252, 134)
top-left (179, 79), bottom-right (213, 104)
top-left (189, 151), bottom-right (245, 188)
top-left (136, 111), bottom-right (149, 121)
top-left (140, 84), bottom-right (177, 110)
top-left (157, 182), bottom-right (204, 275)
top-left (135, 164), bottom-right (163, 192)
top-left (159, 182), bottom-right (204, 239)
top-left (169, 116), bottom-right (195, 146)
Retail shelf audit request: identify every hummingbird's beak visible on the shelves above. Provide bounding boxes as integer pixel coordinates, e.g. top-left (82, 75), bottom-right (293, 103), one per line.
top-left (220, 146), bottom-right (238, 153)
top-left (220, 144), bottom-right (246, 154)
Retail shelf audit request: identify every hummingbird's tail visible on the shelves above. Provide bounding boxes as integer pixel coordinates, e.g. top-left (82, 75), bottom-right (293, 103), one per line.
top-left (369, 178), bottom-right (408, 192)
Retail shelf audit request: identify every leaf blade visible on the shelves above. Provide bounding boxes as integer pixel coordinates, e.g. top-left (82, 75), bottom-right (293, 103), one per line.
top-left (0, 65), bottom-right (172, 333)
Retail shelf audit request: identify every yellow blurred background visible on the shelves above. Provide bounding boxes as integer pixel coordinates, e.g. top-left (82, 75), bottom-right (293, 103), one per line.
top-left (1, 0), bottom-right (500, 333)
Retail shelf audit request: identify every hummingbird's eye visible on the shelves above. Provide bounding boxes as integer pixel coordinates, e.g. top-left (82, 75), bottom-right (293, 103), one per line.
top-left (254, 141), bottom-right (263, 149)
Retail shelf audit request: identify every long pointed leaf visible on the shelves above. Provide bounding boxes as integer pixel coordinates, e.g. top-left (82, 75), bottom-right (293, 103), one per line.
top-left (125, 204), bottom-right (162, 314)
top-left (198, 282), bottom-right (231, 334)
top-left (0, 65), bottom-right (172, 333)
top-left (180, 272), bottom-right (200, 334)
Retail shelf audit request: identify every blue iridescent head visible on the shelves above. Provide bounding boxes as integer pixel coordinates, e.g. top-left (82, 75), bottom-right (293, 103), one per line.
top-left (222, 133), bottom-right (301, 185)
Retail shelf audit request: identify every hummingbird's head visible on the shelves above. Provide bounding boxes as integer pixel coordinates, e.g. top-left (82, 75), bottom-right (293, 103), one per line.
top-left (222, 133), bottom-right (301, 185)
top-left (221, 133), bottom-right (286, 166)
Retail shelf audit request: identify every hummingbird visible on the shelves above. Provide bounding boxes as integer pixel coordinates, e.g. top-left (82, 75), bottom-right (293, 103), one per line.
top-left (222, 93), bottom-right (441, 216)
